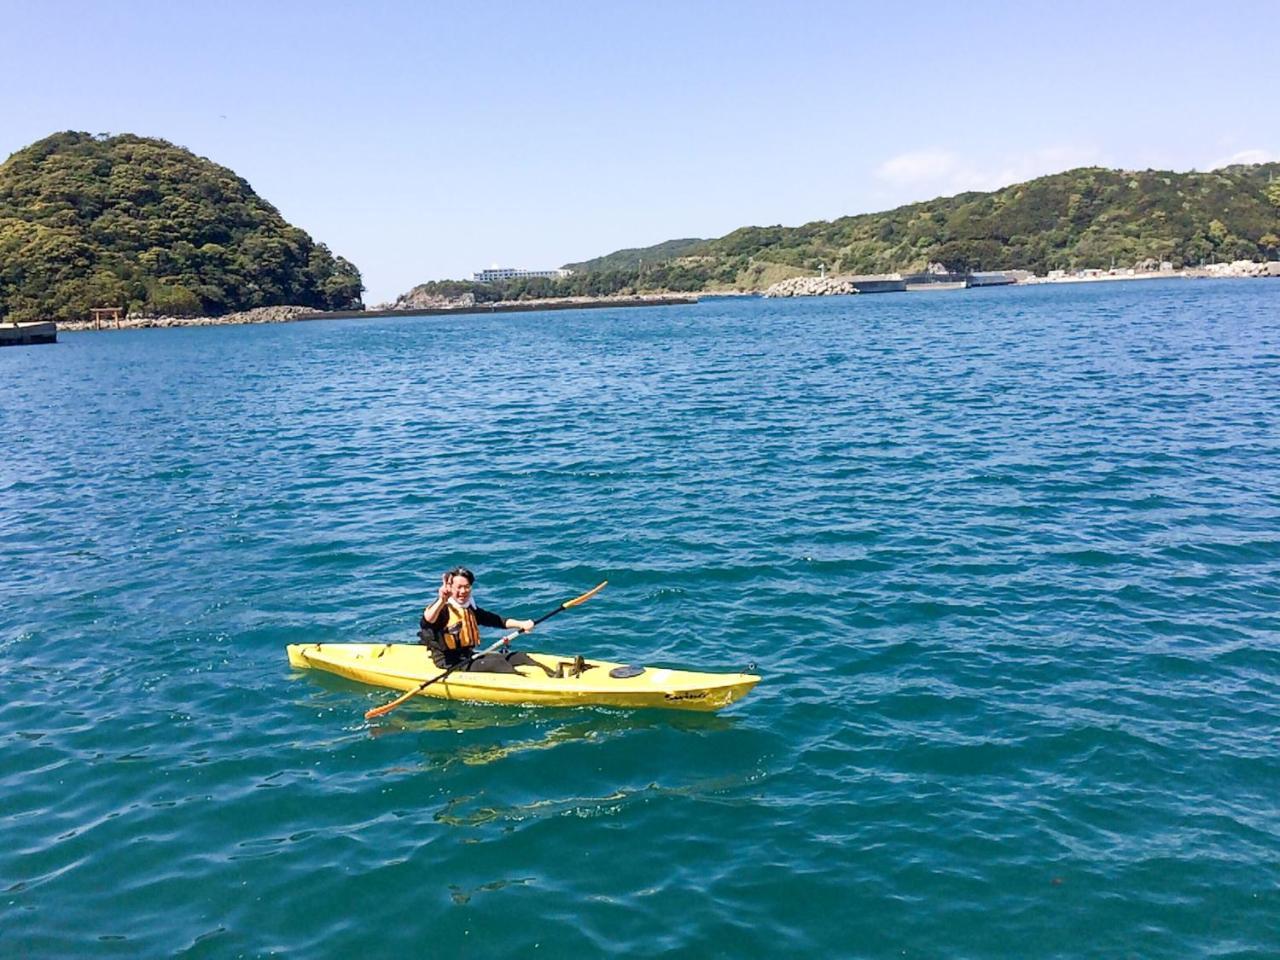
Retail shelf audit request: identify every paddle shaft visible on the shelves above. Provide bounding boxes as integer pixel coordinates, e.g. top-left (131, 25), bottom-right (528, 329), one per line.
top-left (494, 599), bottom-right (574, 645)
top-left (363, 635), bottom-right (506, 720)
top-left (362, 580), bottom-right (607, 721)
top-left (493, 579), bottom-right (607, 645)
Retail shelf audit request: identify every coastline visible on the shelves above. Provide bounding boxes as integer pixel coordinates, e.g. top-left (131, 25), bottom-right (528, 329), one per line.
top-left (53, 294), bottom-right (698, 333)
top-left (1029, 261), bottom-right (1280, 284)
top-left (304, 293), bottom-right (697, 321)
top-left (38, 262), bottom-right (1280, 331)
top-left (764, 261), bottom-right (1280, 298)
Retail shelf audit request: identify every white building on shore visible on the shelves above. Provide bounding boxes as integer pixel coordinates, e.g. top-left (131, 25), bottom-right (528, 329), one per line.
top-left (473, 266), bottom-right (573, 283)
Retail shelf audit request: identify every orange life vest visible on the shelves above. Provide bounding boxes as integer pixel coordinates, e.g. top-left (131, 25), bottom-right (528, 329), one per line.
top-left (441, 603), bottom-right (480, 651)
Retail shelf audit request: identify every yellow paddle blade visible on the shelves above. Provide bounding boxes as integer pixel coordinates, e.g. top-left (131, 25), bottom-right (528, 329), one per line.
top-left (364, 685), bottom-right (420, 720)
top-left (562, 580), bottom-right (607, 609)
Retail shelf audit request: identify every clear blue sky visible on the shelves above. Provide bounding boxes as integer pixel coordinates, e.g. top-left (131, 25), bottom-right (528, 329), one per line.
top-left (3, 0), bottom-right (1276, 303)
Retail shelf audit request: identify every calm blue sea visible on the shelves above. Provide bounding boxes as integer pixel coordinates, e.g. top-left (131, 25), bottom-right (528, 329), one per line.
top-left (3, 279), bottom-right (1279, 958)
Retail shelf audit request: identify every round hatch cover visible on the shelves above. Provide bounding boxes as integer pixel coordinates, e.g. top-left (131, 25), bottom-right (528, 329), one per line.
top-left (609, 665), bottom-right (646, 679)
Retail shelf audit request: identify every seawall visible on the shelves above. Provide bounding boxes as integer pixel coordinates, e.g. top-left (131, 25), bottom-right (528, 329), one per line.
top-left (301, 295), bottom-right (698, 321)
top-left (0, 321), bottom-right (57, 346)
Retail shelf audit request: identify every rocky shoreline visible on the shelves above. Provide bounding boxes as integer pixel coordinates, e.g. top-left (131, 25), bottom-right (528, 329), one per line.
top-left (764, 260), bottom-right (1280, 297)
top-left (1025, 259), bottom-right (1280, 283)
top-left (56, 305), bottom-right (319, 332)
top-left (762, 276), bottom-right (862, 298)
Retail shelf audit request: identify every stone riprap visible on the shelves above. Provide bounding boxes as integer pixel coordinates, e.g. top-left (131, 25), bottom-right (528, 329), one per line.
top-left (56, 305), bottom-right (318, 331)
top-left (763, 276), bottom-right (860, 298)
top-left (1198, 260), bottom-right (1280, 278)
top-left (385, 290), bottom-right (478, 310)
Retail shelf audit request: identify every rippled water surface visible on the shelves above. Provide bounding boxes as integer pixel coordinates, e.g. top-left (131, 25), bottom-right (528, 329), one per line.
top-left (3, 280), bottom-right (1279, 958)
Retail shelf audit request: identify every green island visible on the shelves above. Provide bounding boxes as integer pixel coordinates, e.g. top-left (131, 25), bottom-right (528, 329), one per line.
top-left (1, 131), bottom-right (1278, 324)
top-left (0, 132), bottom-right (362, 322)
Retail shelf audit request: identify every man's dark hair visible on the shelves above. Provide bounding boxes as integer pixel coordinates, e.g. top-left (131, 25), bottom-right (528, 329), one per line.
top-left (446, 566), bottom-right (475, 584)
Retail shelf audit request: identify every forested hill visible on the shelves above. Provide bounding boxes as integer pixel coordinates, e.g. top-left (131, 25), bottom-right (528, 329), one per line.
top-left (0, 132), bottom-right (363, 321)
top-left (405, 164), bottom-right (1280, 305)
top-left (563, 237), bottom-right (706, 273)
top-left (688, 164), bottom-right (1280, 279)
top-left (541, 165), bottom-right (1280, 297)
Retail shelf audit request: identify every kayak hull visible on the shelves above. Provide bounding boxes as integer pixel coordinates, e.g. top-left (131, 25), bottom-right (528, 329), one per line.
top-left (287, 643), bottom-right (759, 712)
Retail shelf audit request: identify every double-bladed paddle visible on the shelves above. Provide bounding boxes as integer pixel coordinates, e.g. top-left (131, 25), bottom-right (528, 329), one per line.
top-left (363, 580), bottom-right (608, 720)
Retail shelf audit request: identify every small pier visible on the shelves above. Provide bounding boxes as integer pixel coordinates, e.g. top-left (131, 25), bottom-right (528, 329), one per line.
top-left (0, 321), bottom-right (57, 347)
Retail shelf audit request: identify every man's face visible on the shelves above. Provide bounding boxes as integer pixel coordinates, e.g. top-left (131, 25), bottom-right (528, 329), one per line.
top-left (447, 575), bottom-right (473, 604)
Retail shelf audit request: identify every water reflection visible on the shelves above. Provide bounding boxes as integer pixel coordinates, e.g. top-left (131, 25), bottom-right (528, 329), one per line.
top-left (433, 767), bottom-right (769, 829)
top-left (371, 705), bottom-right (734, 758)
top-left (448, 876), bottom-right (536, 904)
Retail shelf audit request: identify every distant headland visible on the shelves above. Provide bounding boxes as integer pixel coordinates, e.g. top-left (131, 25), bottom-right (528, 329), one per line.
top-left (361, 163), bottom-right (1280, 309)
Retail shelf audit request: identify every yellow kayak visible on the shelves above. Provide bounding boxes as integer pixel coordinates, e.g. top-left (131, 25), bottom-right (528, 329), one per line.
top-left (287, 643), bottom-right (759, 712)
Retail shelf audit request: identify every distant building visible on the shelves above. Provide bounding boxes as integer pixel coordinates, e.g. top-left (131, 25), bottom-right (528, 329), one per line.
top-left (473, 267), bottom-right (573, 283)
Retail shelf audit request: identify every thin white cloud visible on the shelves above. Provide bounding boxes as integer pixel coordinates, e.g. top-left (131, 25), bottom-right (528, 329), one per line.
top-left (1209, 148), bottom-right (1276, 169)
top-left (875, 149), bottom-right (960, 185)
top-left (874, 146), bottom-right (1105, 200)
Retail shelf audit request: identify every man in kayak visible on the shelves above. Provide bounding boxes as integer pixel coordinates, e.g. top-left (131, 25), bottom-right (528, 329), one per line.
top-left (419, 567), bottom-right (557, 676)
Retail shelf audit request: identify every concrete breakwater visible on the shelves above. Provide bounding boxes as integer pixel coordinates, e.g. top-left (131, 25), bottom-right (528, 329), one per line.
top-left (53, 295), bottom-right (697, 332)
top-left (0, 320), bottom-right (57, 346)
top-left (764, 274), bottom-right (906, 297)
top-left (309, 294), bottom-right (697, 321)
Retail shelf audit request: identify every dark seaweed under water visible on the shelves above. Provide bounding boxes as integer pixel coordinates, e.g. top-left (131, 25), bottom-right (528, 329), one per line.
top-left (2, 279), bottom-right (1278, 958)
